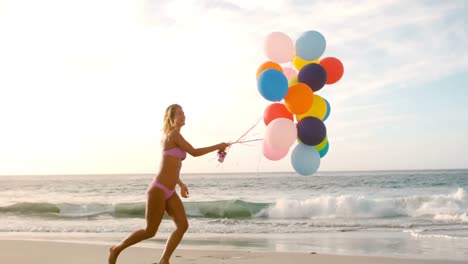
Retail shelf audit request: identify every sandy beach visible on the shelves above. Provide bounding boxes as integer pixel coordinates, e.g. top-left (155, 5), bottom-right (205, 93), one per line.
top-left (1, 239), bottom-right (465, 264)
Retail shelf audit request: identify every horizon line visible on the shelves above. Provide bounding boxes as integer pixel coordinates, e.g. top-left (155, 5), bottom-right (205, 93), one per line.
top-left (1, 168), bottom-right (467, 177)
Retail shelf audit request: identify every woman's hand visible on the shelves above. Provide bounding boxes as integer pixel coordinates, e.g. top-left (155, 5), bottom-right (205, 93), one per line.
top-left (180, 184), bottom-right (189, 198)
top-left (218, 142), bottom-right (231, 152)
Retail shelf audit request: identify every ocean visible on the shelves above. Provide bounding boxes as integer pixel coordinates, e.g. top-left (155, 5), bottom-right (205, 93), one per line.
top-left (0, 170), bottom-right (467, 261)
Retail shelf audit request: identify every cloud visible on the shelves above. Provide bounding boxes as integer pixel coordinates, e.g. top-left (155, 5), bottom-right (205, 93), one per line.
top-left (1, 0), bottom-right (467, 173)
top-left (310, 1), bottom-right (468, 103)
top-left (144, 0), bottom-right (468, 106)
top-left (201, 0), bottom-right (244, 12)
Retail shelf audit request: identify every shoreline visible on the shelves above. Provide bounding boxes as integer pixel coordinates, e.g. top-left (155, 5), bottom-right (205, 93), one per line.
top-left (1, 231), bottom-right (467, 261)
top-left (1, 239), bottom-right (465, 264)
top-left (0, 232), bottom-right (468, 263)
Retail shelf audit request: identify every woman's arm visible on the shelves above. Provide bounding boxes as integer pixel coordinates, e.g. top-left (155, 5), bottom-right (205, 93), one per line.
top-left (177, 178), bottom-right (189, 198)
top-left (177, 178), bottom-right (185, 187)
top-left (169, 131), bottom-right (229, 157)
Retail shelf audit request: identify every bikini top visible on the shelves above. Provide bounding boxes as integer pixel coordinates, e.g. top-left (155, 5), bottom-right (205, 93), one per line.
top-left (163, 147), bottom-right (187, 160)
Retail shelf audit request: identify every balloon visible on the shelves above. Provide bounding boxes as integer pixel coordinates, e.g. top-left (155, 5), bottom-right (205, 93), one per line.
top-left (263, 103), bottom-right (293, 126)
top-left (263, 140), bottom-right (289, 161)
top-left (296, 94), bottom-right (327, 121)
top-left (314, 136), bottom-right (328, 151)
top-left (264, 32), bottom-right (295, 63)
top-left (292, 55), bottom-right (319, 71)
top-left (256, 61), bottom-right (283, 79)
top-left (282, 67), bottom-right (298, 81)
top-left (298, 63), bottom-right (327, 92)
top-left (320, 57), bottom-right (344, 84)
top-left (265, 118), bottom-right (297, 150)
top-left (255, 29), bottom-right (342, 176)
top-left (319, 141), bottom-right (329, 158)
top-left (289, 76), bottom-right (298, 86)
top-left (291, 143), bottom-right (321, 176)
top-left (295, 30), bottom-right (326, 61)
top-left (297, 116), bottom-right (326, 146)
top-left (257, 69), bottom-right (288, 102)
top-left (284, 83), bottom-right (314, 115)
top-left (323, 98), bottom-right (331, 122)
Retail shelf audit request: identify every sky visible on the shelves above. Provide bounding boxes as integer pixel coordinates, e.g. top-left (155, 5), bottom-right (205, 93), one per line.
top-left (0, 0), bottom-right (467, 175)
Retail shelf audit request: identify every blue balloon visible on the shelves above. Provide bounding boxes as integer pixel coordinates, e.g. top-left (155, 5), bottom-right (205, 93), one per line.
top-left (257, 69), bottom-right (288, 102)
top-left (298, 63), bottom-right (327, 92)
top-left (323, 99), bottom-right (331, 122)
top-left (295, 30), bottom-right (326, 61)
top-left (319, 142), bottom-right (329, 158)
top-left (291, 143), bottom-right (321, 176)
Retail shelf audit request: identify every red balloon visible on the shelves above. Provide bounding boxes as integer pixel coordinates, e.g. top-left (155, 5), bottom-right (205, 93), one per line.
top-left (263, 103), bottom-right (293, 126)
top-left (320, 57), bottom-right (344, 84)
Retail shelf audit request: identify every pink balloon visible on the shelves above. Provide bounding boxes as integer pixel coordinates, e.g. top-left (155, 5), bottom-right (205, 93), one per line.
top-left (264, 118), bottom-right (297, 150)
top-left (282, 67), bottom-right (297, 81)
top-left (264, 32), bottom-right (294, 63)
top-left (263, 141), bottom-right (288, 161)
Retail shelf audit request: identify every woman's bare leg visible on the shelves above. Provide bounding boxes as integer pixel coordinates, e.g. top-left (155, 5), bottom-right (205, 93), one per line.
top-left (108, 188), bottom-right (167, 264)
top-left (157, 194), bottom-right (189, 264)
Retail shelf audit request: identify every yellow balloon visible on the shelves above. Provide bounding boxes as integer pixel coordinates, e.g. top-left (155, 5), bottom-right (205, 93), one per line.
top-left (296, 95), bottom-right (327, 121)
top-left (292, 56), bottom-right (319, 71)
top-left (314, 136), bottom-right (328, 151)
top-left (289, 76), bottom-right (298, 86)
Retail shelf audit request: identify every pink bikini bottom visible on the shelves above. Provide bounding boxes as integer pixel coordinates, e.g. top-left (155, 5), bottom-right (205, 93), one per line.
top-left (148, 181), bottom-right (175, 200)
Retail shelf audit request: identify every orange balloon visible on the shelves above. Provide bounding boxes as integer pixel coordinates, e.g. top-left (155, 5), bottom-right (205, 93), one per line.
top-left (256, 61), bottom-right (283, 79)
top-left (284, 83), bottom-right (314, 115)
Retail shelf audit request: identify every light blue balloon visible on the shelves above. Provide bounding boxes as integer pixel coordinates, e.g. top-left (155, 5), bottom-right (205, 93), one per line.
top-left (295, 30), bottom-right (326, 61)
top-left (323, 99), bottom-right (331, 122)
top-left (257, 69), bottom-right (288, 102)
top-left (319, 142), bottom-right (329, 158)
top-left (291, 143), bottom-right (321, 176)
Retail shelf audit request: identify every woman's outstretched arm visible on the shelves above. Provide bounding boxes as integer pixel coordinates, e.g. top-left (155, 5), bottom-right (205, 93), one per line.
top-left (169, 130), bottom-right (230, 157)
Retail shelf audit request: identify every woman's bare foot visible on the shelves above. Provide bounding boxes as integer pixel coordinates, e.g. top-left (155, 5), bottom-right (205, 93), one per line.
top-left (108, 246), bottom-right (120, 264)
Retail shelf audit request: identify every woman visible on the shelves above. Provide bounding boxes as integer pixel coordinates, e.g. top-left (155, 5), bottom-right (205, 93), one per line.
top-left (108, 104), bottom-right (230, 264)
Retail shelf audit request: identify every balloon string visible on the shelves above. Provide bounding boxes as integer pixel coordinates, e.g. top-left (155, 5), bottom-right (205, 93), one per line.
top-left (233, 116), bottom-right (262, 144)
top-left (235, 138), bottom-right (263, 144)
top-left (217, 117), bottom-right (263, 163)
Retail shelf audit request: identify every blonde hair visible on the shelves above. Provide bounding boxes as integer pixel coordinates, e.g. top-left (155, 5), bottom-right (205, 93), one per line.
top-left (163, 104), bottom-right (181, 134)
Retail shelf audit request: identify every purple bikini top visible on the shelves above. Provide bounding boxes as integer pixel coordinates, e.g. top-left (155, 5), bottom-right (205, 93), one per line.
top-left (163, 147), bottom-right (187, 160)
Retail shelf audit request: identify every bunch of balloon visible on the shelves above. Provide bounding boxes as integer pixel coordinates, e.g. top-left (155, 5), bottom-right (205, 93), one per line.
top-left (257, 30), bottom-right (344, 176)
